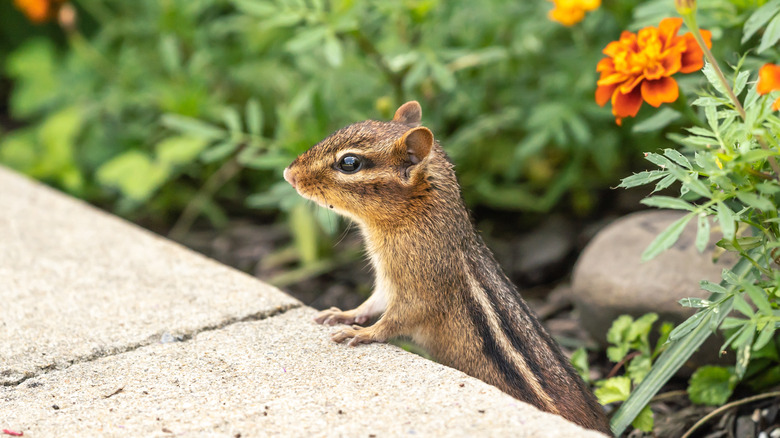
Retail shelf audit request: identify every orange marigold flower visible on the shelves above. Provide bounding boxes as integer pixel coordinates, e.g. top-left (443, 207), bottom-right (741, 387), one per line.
top-left (547, 0), bottom-right (601, 27)
top-left (13, 0), bottom-right (64, 23)
top-left (595, 17), bottom-right (712, 125)
top-left (757, 63), bottom-right (780, 111)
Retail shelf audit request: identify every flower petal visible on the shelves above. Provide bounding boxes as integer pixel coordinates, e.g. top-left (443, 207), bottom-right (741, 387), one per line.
top-left (773, 97), bottom-right (780, 111)
top-left (657, 17), bottom-right (683, 44)
top-left (757, 63), bottom-right (780, 95)
top-left (596, 57), bottom-right (614, 72)
top-left (679, 32), bottom-right (709, 73)
top-left (641, 76), bottom-right (679, 107)
top-left (596, 83), bottom-right (618, 106)
top-left (612, 87), bottom-right (643, 118)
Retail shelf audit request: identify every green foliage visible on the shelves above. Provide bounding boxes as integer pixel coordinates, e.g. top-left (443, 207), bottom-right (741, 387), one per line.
top-left (570, 347), bottom-right (591, 383)
top-left (609, 3), bottom-right (780, 435)
top-left (1, 0), bottom-right (647, 236)
top-left (594, 377), bottom-right (654, 432)
top-left (591, 314), bottom-right (672, 433)
top-left (688, 365), bottom-right (737, 406)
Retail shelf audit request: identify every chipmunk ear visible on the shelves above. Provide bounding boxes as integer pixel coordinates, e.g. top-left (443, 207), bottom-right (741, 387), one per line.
top-left (393, 101), bottom-right (422, 127)
top-left (401, 126), bottom-right (433, 165)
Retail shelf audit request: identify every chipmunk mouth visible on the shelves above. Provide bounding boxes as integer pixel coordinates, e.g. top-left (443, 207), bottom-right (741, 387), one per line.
top-left (283, 167), bottom-right (337, 211)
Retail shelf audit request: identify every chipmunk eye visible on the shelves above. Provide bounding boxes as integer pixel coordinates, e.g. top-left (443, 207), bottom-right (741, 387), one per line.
top-left (337, 154), bottom-right (362, 173)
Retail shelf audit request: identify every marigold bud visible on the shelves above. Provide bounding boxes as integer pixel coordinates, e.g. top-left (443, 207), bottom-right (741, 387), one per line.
top-left (674, 0), bottom-right (696, 15)
top-left (58, 2), bottom-right (76, 32)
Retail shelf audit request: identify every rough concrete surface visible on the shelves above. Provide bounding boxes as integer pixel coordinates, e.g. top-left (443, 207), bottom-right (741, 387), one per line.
top-left (0, 167), bottom-right (608, 437)
top-left (1, 308), bottom-right (604, 437)
top-left (0, 167), bottom-right (300, 385)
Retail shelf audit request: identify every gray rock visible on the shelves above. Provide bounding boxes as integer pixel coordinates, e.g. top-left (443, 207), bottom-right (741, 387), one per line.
top-left (571, 210), bottom-right (734, 369)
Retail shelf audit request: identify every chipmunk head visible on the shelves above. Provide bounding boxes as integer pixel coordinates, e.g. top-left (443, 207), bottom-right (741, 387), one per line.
top-left (284, 101), bottom-right (444, 226)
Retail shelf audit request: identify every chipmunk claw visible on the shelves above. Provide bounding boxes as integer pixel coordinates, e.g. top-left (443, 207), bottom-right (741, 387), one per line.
top-left (331, 325), bottom-right (375, 347)
top-left (314, 307), bottom-right (342, 325)
top-left (314, 307), bottom-right (368, 326)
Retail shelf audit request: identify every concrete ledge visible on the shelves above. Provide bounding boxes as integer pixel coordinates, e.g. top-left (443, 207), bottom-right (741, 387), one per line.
top-left (0, 167), bottom-right (607, 437)
top-left (0, 167), bottom-right (300, 385)
top-left (2, 308), bottom-right (603, 437)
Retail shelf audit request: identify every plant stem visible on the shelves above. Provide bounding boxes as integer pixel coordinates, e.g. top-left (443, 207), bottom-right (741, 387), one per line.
top-left (681, 13), bottom-right (780, 179)
top-left (680, 391), bottom-right (780, 438)
top-left (681, 16), bottom-right (744, 118)
top-left (168, 157), bottom-right (243, 241)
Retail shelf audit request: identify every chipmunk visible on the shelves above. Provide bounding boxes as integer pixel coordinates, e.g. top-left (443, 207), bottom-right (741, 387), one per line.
top-left (283, 101), bottom-right (611, 435)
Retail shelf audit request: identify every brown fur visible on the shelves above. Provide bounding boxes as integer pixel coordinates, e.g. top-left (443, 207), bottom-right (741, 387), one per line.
top-left (284, 101), bottom-right (612, 435)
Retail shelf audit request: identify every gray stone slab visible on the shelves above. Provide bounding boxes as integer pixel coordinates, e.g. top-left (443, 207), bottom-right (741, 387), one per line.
top-left (0, 308), bottom-right (606, 437)
top-left (0, 167), bottom-right (300, 385)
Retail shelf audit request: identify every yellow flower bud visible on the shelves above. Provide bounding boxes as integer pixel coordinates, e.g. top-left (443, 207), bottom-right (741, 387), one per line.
top-left (674, 0), bottom-right (696, 15)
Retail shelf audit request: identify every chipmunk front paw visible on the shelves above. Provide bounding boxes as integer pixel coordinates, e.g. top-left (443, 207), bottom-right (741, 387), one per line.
top-left (313, 307), bottom-right (369, 326)
top-left (331, 325), bottom-right (382, 347)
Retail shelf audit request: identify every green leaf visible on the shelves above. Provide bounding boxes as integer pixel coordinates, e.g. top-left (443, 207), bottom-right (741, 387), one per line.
top-left (246, 99), bottom-right (263, 136)
top-left (290, 202), bottom-right (320, 265)
top-left (632, 108), bottom-right (680, 133)
top-left (700, 280), bottom-right (728, 295)
top-left (717, 236), bottom-right (763, 251)
top-left (743, 0), bottom-right (780, 43)
top-left (753, 322), bottom-right (776, 351)
top-left (717, 202), bottom-right (736, 241)
top-left (286, 26), bottom-right (328, 52)
top-left (687, 366), bottom-right (736, 405)
top-left (161, 114), bottom-right (225, 140)
top-left (640, 196), bottom-right (695, 211)
top-left (595, 376), bottom-right (632, 405)
top-left (96, 151), bottom-right (168, 201)
top-left (703, 62), bottom-right (728, 96)
top-left (159, 34), bottom-right (182, 74)
top-left (670, 310), bottom-right (709, 343)
top-left (632, 406), bottom-right (654, 432)
top-left (738, 149), bottom-right (780, 163)
top-left (695, 214), bottom-right (710, 252)
top-left (618, 170), bottom-right (667, 189)
top-left (323, 33), bottom-right (343, 67)
top-left (607, 315), bottom-right (634, 346)
top-left (720, 317), bottom-right (745, 330)
top-left (628, 313), bottom-right (659, 342)
top-left (641, 213), bottom-right (694, 261)
top-left (232, 0), bottom-right (278, 16)
top-left (759, 14), bottom-right (780, 54)
top-left (36, 106), bottom-right (85, 192)
top-left (743, 283), bottom-right (772, 315)
top-left (201, 141), bottom-right (239, 163)
top-left (5, 39), bottom-right (59, 118)
top-left (733, 294), bottom-right (755, 318)
top-left (570, 348), bottom-right (591, 383)
top-left (627, 354), bottom-right (653, 385)
top-left (222, 107), bottom-right (242, 133)
top-left (679, 297), bottom-right (711, 308)
top-left (663, 149), bottom-right (692, 169)
top-left (735, 192), bottom-right (774, 211)
top-left (733, 70), bottom-right (750, 96)
top-left (735, 331), bottom-right (755, 378)
top-left (653, 174), bottom-right (677, 193)
top-left (156, 136), bottom-right (209, 167)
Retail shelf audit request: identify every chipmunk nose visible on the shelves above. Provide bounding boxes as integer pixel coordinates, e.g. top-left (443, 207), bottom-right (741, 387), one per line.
top-left (283, 167), bottom-right (297, 189)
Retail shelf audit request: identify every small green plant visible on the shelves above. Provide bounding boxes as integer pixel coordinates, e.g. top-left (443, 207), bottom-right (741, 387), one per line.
top-left (571, 314), bottom-right (673, 432)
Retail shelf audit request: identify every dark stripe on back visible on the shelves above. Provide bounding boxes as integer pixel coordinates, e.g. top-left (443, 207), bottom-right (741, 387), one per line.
top-left (462, 279), bottom-right (546, 409)
top-left (465, 244), bottom-right (576, 403)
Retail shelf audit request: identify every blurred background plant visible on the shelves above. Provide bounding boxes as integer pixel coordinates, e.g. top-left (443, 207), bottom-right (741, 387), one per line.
top-left (1, 0), bottom-right (656, 271)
